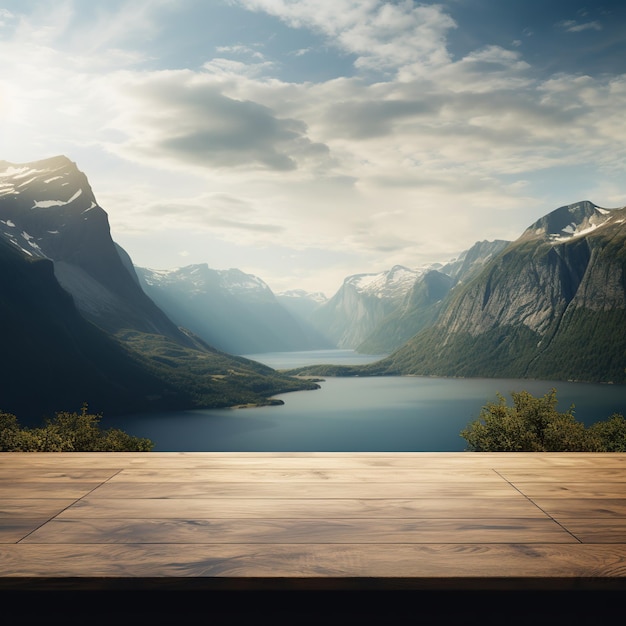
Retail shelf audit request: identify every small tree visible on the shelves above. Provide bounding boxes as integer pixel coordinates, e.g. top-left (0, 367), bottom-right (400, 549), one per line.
top-left (0, 411), bottom-right (24, 451)
top-left (0, 405), bottom-right (154, 452)
top-left (460, 388), bottom-right (597, 452)
top-left (587, 414), bottom-right (626, 452)
top-left (44, 404), bottom-right (104, 451)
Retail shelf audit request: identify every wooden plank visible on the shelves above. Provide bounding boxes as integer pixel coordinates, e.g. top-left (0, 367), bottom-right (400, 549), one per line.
top-left (510, 483), bottom-right (626, 498)
top-left (0, 482), bottom-right (112, 499)
top-left (1, 543), bottom-right (625, 581)
top-left (20, 517), bottom-right (578, 545)
top-left (84, 481), bottom-right (519, 499)
top-left (0, 500), bottom-right (79, 518)
top-left (55, 496), bottom-right (547, 519)
top-left (2, 452), bottom-right (625, 470)
top-left (62, 480), bottom-right (520, 498)
top-left (109, 468), bottom-right (508, 482)
top-left (556, 519), bottom-right (626, 543)
top-left (0, 470), bottom-right (119, 482)
top-left (52, 497), bottom-right (547, 519)
top-left (0, 520), bottom-right (51, 543)
top-left (500, 469), bottom-right (626, 483)
top-left (530, 498), bottom-right (626, 519)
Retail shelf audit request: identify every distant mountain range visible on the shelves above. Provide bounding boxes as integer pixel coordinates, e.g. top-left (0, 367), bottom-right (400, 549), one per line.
top-left (0, 156), bottom-right (318, 421)
top-left (2, 154), bottom-right (624, 425)
top-left (135, 264), bottom-right (332, 355)
top-left (374, 200), bottom-right (626, 384)
top-left (309, 240), bottom-right (509, 354)
top-left (291, 201), bottom-right (626, 385)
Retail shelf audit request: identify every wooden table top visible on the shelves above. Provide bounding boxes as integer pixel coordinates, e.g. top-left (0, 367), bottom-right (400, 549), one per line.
top-left (2, 451), bottom-right (626, 593)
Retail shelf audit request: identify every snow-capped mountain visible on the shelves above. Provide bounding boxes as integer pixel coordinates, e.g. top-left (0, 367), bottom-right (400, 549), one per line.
top-left (136, 264), bottom-right (333, 354)
top-left (345, 264), bottom-right (433, 300)
top-left (277, 289), bottom-right (328, 304)
top-left (140, 265), bottom-right (274, 300)
top-left (356, 240), bottom-right (510, 354)
top-left (309, 264), bottom-right (434, 349)
top-left (0, 155), bottom-right (196, 344)
top-left (275, 289), bottom-right (328, 322)
top-left (374, 201), bottom-right (626, 384)
top-left (520, 200), bottom-right (616, 243)
top-left (0, 155), bottom-right (321, 419)
top-left (0, 155), bottom-right (99, 261)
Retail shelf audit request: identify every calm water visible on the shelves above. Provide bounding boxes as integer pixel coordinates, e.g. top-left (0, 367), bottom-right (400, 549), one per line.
top-left (105, 350), bottom-right (626, 452)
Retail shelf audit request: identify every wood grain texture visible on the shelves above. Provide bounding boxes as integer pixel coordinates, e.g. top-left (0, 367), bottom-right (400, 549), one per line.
top-left (20, 517), bottom-right (577, 544)
top-left (1, 452), bottom-right (626, 590)
top-left (2, 543), bottom-right (626, 580)
top-left (53, 496), bottom-right (548, 518)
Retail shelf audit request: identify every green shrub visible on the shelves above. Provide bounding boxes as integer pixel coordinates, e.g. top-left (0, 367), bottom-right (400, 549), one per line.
top-left (587, 414), bottom-right (626, 452)
top-left (0, 404), bottom-right (153, 452)
top-left (460, 388), bottom-right (626, 452)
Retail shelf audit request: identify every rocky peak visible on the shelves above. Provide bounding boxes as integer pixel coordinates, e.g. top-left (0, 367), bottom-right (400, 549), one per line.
top-left (521, 200), bottom-right (615, 244)
top-left (0, 156), bottom-right (199, 344)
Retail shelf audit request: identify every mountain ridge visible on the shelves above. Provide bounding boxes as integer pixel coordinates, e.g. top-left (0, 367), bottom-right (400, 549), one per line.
top-left (0, 156), bottom-right (319, 420)
top-left (386, 201), bottom-right (626, 383)
top-left (136, 263), bottom-right (334, 354)
top-left (3, 154), bottom-right (624, 398)
top-left (288, 201), bottom-right (626, 384)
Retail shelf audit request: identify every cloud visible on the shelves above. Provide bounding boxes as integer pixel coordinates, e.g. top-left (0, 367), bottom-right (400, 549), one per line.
top-left (3, 0), bottom-right (626, 294)
top-left (321, 97), bottom-right (440, 139)
top-left (235, 0), bottom-right (456, 75)
top-left (557, 19), bottom-right (602, 33)
top-left (203, 57), bottom-right (276, 78)
top-left (215, 44), bottom-right (266, 60)
top-left (110, 70), bottom-right (331, 172)
top-left (0, 8), bottom-right (15, 27)
top-left (102, 188), bottom-right (286, 241)
top-left (6, 0), bottom-right (169, 70)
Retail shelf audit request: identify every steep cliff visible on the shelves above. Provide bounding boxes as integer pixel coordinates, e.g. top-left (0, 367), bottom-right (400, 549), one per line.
top-left (375, 201), bottom-right (626, 383)
top-left (356, 240), bottom-right (509, 354)
top-left (310, 265), bottom-right (425, 348)
top-left (0, 156), bottom-right (320, 419)
top-left (0, 155), bottom-right (197, 345)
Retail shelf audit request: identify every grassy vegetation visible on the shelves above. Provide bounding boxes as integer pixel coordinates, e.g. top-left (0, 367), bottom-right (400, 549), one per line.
top-left (0, 239), bottom-right (320, 421)
top-left (117, 330), bottom-right (321, 409)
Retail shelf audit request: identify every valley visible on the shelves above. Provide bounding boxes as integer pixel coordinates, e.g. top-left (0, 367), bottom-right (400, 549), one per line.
top-left (1, 156), bottom-right (625, 430)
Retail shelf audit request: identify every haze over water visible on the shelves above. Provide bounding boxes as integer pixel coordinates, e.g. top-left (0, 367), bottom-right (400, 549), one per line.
top-left (107, 350), bottom-right (626, 452)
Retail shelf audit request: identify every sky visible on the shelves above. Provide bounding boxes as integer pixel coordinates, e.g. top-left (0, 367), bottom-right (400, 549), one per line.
top-left (1, 0), bottom-right (626, 298)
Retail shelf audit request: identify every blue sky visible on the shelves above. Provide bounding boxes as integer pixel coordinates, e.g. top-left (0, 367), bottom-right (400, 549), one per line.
top-left (1, 0), bottom-right (625, 296)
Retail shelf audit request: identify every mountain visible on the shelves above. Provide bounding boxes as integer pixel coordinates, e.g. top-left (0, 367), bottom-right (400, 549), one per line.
top-left (275, 289), bottom-right (328, 322)
top-left (439, 239), bottom-right (511, 284)
top-left (0, 234), bottom-right (180, 421)
top-left (136, 264), bottom-right (333, 354)
top-left (0, 156), bottom-right (318, 420)
top-left (356, 240), bottom-right (510, 354)
top-left (354, 269), bottom-right (455, 355)
top-left (309, 265), bottom-right (429, 349)
top-left (0, 155), bottom-right (200, 347)
top-left (369, 201), bottom-right (626, 384)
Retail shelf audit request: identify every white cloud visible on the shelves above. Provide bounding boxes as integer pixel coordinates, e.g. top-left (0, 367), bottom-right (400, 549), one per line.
top-left (0, 8), bottom-right (15, 27)
top-left (203, 57), bottom-right (276, 78)
top-left (216, 44), bottom-right (266, 60)
top-left (107, 69), bottom-right (332, 173)
top-left (557, 20), bottom-right (602, 33)
top-left (2, 0), bottom-right (625, 295)
top-left (235, 0), bottom-right (456, 76)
